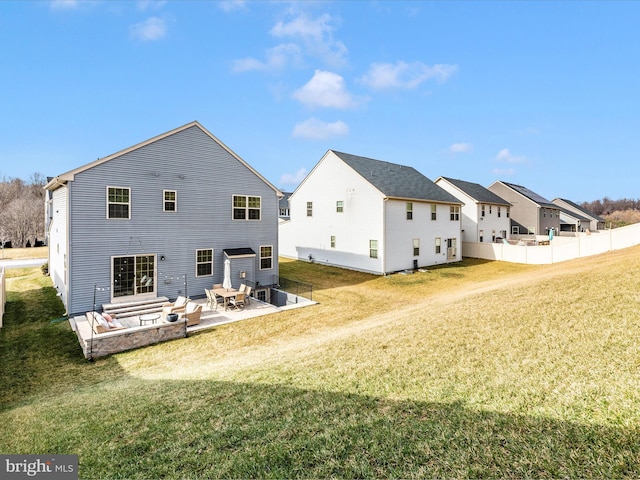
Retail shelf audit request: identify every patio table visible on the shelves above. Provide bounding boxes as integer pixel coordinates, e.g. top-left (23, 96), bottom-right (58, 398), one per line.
top-left (213, 287), bottom-right (238, 310)
top-left (139, 313), bottom-right (161, 326)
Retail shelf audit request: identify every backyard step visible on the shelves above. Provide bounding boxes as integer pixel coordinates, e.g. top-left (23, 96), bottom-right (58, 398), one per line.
top-left (102, 297), bottom-right (170, 319)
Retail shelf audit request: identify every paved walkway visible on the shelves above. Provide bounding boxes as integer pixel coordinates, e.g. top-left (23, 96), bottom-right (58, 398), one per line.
top-left (0, 258), bottom-right (47, 269)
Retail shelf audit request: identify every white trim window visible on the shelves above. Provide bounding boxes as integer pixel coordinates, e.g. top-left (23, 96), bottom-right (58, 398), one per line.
top-left (260, 245), bottom-right (273, 270)
top-left (369, 240), bottom-right (378, 259)
top-left (163, 190), bottom-right (177, 212)
top-left (233, 195), bottom-right (261, 220)
top-left (330, 235), bottom-right (336, 248)
top-left (336, 201), bottom-right (344, 213)
top-left (435, 237), bottom-right (442, 254)
top-left (431, 204), bottom-right (437, 221)
top-left (413, 238), bottom-right (419, 256)
top-left (196, 249), bottom-right (213, 277)
top-left (107, 186), bottom-right (130, 219)
top-left (307, 202), bottom-right (313, 217)
top-left (406, 202), bottom-right (413, 220)
top-left (450, 205), bottom-right (460, 221)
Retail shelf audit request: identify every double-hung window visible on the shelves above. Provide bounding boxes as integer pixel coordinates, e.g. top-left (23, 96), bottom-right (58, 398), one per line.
top-left (164, 190), bottom-right (177, 212)
top-left (260, 245), bottom-right (273, 270)
top-left (306, 202), bottom-right (313, 217)
top-left (233, 195), bottom-right (261, 220)
top-left (330, 235), bottom-right (336, 248)
top-left (336, 201), bottom-right (344, 213)
top-left (406, 202), bottom-right (413, 220)
top-left (369, 240), bottom-right (378, 259)
top-left (413, 238), bottom-right (420, 256)
top-left (435, 237), bottom-right (442, 254)
top-left (196, 249), bottom-right (213, 277)
top-left (107, 186), bottom-right (130, 219)
top-left (450, 205), bottom-right (460, 221)
top-left (431, 204), bottom-right (437, 220)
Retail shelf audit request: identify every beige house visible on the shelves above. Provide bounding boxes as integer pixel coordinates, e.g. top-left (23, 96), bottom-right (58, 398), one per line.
top-left (488, 181), bottom-right (560, 237)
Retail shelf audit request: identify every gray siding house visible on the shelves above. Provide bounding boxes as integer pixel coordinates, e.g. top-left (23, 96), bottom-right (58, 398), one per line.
top-left (488, 181), bottom-right (561, 237)
top-left (552, 198), bottom-right (606, 231)
top-left (45, 121), bottom-right (282, 316)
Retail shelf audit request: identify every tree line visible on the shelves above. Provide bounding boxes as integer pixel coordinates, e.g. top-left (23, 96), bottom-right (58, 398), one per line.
top-left (580, 197), bottom-right (640, 216)
top-left (0, 174), bottom-right (47, 248)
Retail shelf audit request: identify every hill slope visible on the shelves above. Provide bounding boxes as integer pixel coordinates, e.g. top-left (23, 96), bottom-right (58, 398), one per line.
top-left (2, 248), bottom-right (639, 478)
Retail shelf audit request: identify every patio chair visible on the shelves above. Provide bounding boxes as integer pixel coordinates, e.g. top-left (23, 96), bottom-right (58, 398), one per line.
top-left (162, 295), bottom-right (188, 317)
top-left (179, 301), bottom-right (202, 326)
top-left (239, 283), bottom-right (246, 293)
top-left (205, 289), bottom-right (218, 311)
top-left (229, 292), bottom-right (246, 309)
top-left (244, 286), bottom-right (252, 305)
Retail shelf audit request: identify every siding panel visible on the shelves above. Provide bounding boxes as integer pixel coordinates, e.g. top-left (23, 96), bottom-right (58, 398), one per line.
top-left (52, 124), bottom-right (278, 315)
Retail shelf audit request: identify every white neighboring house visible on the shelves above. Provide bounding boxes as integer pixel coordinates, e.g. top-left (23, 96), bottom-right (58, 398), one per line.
top-left (279, 150), bottom-right (463, 275)
top-left (435, 177), bottom-right (512, 243)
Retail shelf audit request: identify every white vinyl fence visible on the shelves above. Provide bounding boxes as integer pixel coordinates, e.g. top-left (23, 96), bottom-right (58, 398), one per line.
top-left (463, 223), bottom-right (640, 265)
top-left (0, 267), bottom-right (5, 328)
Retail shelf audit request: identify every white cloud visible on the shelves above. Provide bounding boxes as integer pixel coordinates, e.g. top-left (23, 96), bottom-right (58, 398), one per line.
top-left (293, 70), bottom-right (364, 109)
top-left (232, 44), bottom-right (302, 73)
top-left (219, 0), bottom-right (247, 13)
top-left (271, 12), bottom-right (347, 67)
top-left (130, 17), bottom-right (167, 41)
top-left (279, 167), bottom-right (308, 186)
top-left (50, 0), bottom-right (78, 9)
top-left (292, 118), bottom-right (349, 140)
top-left (137, 1), bottom-right (167, 11)
top-left (360, 61), bottom-right (458, 90)
top-left (496, 148), bottom-right (526, 164)
top-left (449, 143), bottom-right (472, 153)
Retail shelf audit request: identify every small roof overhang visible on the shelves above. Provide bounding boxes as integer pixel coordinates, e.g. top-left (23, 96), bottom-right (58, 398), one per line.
top-left (224, 248), bottom-right (256, 259)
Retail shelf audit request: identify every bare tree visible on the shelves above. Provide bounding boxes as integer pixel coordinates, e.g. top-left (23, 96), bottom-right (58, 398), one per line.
top-left (0, 174), bottom-right (46, 247)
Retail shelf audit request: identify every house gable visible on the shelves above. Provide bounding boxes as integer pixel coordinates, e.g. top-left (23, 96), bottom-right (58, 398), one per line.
top-left (46, 122), bottom-right (280, 316)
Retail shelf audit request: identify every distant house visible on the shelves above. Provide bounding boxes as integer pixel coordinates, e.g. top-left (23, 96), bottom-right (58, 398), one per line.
top-left (45, 121), bottom-right (282, 316)
top-left (552, 198), bottom-right (606, 231)
top-left (278, 192), bottom-right (292, 221)
top-left (435, 177), bottom-right (512, 243)
top-left (553, 204), bottom-right (592, 233)
top-left (279, 150), bottom-right (463, 275)
top-left (487, 181), bottom-right (561, 237)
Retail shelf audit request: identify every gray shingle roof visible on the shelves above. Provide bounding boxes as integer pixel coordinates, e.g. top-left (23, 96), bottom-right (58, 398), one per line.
top-left (501, 181), bottom-right (557, 208)
top-left (554, 198), bottom-right (606, 222)
top-left (440, 177), bottom-right (511, 206)
top-left (332, 150), bottom-right (461, 204)
top-left (554, 204), bottom-right (591, 221)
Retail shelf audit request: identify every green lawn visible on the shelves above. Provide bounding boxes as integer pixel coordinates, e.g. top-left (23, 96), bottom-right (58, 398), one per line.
top-left (1, 249), bottom-right (639, 478)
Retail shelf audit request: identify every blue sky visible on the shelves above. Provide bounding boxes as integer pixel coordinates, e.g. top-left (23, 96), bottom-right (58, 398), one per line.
top-left (2, 1), bottom-right (639, 202)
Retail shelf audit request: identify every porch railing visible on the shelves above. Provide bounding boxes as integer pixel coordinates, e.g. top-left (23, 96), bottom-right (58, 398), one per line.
top-left (277, 276), bottom-right (313, 302)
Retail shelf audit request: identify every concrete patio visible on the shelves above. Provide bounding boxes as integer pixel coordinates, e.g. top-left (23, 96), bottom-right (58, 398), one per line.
top-left (70, 294), bottom-right (316, 359)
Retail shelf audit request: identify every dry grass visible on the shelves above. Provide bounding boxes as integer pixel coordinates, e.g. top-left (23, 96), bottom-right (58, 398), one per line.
top-left (2, 248), bottom-right (640, 478)
top-left (0, 246), bottom-right (48, 260)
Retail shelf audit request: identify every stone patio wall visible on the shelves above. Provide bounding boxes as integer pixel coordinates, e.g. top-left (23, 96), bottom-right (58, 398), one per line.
top-left (74, 317), bottom-right (187, 359)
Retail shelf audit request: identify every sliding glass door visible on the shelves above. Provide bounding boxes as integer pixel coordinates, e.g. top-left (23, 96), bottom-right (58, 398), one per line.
top-left (112, 255), bottom-right (156, 299)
